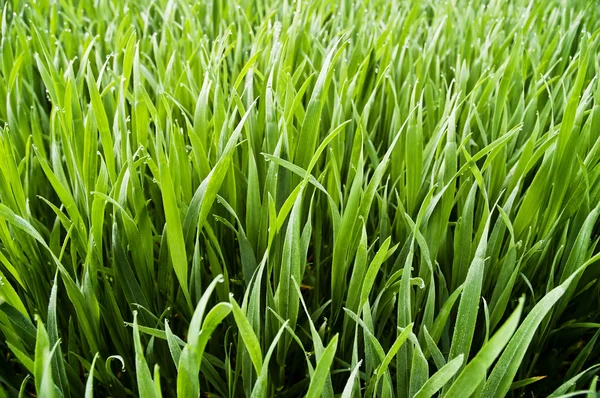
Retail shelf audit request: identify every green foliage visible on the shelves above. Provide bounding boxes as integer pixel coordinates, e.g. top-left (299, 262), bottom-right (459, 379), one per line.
top-left (0, 0), bottom-right (599, 396)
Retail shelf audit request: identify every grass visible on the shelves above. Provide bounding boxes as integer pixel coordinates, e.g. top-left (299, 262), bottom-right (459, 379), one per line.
top-left (0, 0), bottom-right (599, 396)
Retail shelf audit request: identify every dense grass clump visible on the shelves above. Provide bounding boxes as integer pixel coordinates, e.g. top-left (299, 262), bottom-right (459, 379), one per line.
top-left (1, 0), bottom-right (600, 396)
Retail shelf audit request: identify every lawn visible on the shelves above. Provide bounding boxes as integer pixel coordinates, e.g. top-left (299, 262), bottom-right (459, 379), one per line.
top-left (0, 0), bottom-right (599, 396)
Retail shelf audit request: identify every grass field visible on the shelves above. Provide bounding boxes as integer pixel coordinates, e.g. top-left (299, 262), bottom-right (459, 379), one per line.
top-left (0, 0), bottom-right (600, 396)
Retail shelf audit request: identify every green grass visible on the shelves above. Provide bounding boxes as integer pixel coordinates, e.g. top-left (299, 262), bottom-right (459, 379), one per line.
top-left (0, 0), bottom-right (599, 396)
